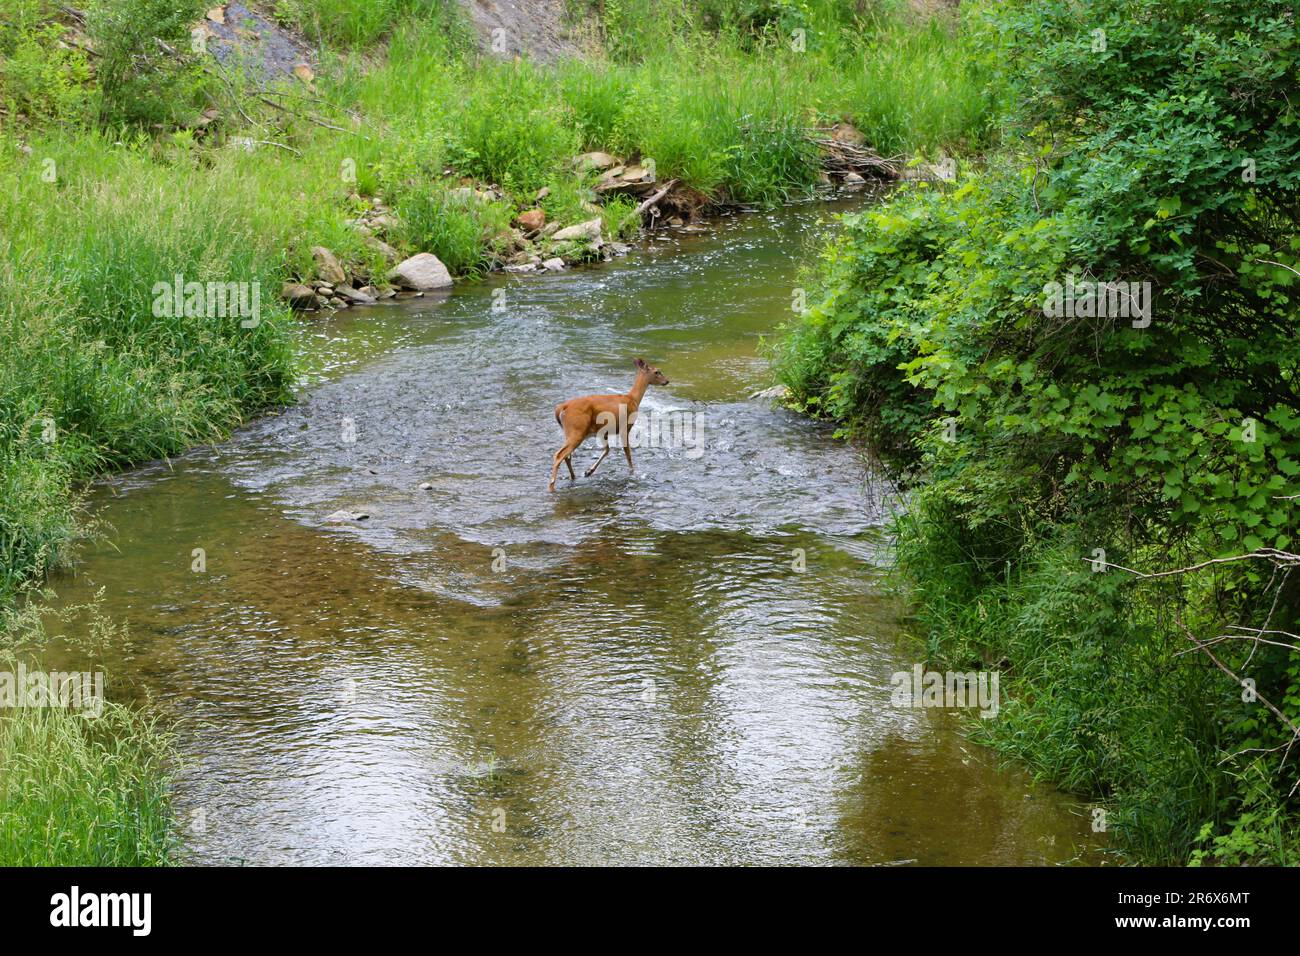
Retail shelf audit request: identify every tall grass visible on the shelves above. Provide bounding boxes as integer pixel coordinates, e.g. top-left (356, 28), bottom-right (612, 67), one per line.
top-left (0, 703), bottom-right (176, 865)
top-left (0, 132), bottom-right (301, 603)
top-left (0, 601), bottom-right (176, 866)
top-left (270, 0), bottom-right (467, 49)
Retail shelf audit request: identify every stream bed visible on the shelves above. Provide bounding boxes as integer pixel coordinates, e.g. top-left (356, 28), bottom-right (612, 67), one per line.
top-left (45, 196), bottom-right (1101, 865)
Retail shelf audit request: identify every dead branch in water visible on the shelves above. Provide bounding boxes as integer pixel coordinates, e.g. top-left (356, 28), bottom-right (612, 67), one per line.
top-left (811, 132), bottom-right (900, 180)
top-left (634, 179), bottom-right (679, 220)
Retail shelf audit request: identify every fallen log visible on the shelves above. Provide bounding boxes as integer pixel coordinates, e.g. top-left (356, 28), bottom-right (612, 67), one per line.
top-left (634, 179), bottom-right (679, 220)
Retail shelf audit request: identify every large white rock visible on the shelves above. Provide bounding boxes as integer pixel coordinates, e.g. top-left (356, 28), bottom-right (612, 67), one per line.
top-left (390, 253), bottom-right (453, 290)
top-left (551, 217), bottom-right (603, 244)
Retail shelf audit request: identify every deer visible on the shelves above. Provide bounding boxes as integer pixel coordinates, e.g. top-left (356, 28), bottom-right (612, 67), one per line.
top-left (549, 358), bottom-right (670, 492)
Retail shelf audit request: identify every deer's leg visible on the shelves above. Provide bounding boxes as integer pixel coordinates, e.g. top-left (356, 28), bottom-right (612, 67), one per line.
top-left (585, 437), bottom-right (611, 478)
top-left (565, 455), bottom-right (576, 480)
top-left (550, 439), bottom-right (580, 492)
top-left (623, 440), bottom-right (634, 473)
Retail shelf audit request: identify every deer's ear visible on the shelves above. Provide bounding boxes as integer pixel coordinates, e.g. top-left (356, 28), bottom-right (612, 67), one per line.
top-left (634, 357), bottom-right (647, 368)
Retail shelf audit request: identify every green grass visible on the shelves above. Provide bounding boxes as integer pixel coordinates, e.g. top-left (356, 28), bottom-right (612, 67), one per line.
top-left (0, 702), bottom-right (176, 865)
top-left (0, 601), bottom-right (176, 866)
top-left (269, 0), bottom-right (467, 49)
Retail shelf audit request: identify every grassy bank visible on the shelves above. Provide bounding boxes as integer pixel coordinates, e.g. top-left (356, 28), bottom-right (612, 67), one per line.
top-left (0, 602), bottom-right (176, 865)
top-left (777, 0), bottom-right (1300, 863)
top-left (0, 0), bottom-right (996, 863)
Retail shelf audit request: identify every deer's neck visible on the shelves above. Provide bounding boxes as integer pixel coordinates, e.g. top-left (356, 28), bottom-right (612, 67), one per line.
top-left (626, 372), bottom-right (651, 411)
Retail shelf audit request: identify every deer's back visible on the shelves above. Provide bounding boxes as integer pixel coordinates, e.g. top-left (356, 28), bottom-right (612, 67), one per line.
top-left (557, 393), bottom-right (635, 437)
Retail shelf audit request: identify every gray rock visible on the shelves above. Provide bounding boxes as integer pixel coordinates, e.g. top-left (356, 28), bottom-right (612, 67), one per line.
top-left (336, 285), bottom-right (377, 305)
top-left (390, 253), bottom-right (453, 290)
top-left (551, 217), bottom-right (603, 244)
top-left (574, 151), bottom-right (619, 171)
top-left (364, 235), bottom-right (400, 263)
top-left (280, 282), bottom-right (318, 309)
top-left (312, 246), bottom-right (347, 286)
top-left (542, 257), bottom-right (566, 271)
top-left (326, 509), bottom-right (369, 522)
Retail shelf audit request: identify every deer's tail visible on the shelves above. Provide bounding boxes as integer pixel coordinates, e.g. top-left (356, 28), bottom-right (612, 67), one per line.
top-left (554, 405), bottom-right (564, 428)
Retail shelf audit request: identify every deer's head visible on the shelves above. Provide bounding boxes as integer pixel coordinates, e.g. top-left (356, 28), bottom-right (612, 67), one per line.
top-left (635, 357), bottom-right (669, 386)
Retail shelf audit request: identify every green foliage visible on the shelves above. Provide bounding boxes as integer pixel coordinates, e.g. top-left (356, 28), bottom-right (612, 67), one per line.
top-left (844, 12), bottom-right (1003, 156)
top-left (272, 0), bottom-right (467, 49)
top-left (88, 0), bottom-right (207, 128)
top-left (780, 0), bottom-right (1300, 862)
top-left (396, 186), bottom-right (515, 277)
top-left (0, 5), bottom-right (94, 124)
top-left (0, 601), bottom-right (176, 866)
top-left (444, 63), bottom-right (583, 196)
top-left (558, 62), bottom-right (633, 150)
top-left (0, 702), bottom-right (176, 864)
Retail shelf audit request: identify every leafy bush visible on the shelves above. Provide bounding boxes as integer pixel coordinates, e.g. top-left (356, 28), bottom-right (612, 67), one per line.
top-left (88, 0), bottom-right (206, 129)
top-left (0, 12), bottom-right (94, 124)
top-left (779, 0), bottom-right (1300, 862)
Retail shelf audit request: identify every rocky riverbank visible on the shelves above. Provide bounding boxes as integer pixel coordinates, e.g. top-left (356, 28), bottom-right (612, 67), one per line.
top-left (278, 132), bottom-right (909, 313)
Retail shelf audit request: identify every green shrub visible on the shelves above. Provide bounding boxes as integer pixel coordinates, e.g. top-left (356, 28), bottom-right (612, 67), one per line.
top-left (779, 0), bottom-right (1300, 862)
top-left (88, 0), bottom-right (207, 129)
top-left (0, 18), bottom-right (94, 124)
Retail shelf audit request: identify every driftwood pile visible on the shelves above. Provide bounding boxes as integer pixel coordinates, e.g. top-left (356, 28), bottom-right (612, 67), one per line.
top-left (813, 124), bottom-right (901, 182)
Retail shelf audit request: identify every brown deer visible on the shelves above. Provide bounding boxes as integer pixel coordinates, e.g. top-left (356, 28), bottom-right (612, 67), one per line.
top-left (549, 358), bottom-right (670, 492)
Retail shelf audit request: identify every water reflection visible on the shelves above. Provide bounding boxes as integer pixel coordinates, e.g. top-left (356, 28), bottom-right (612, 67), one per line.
top-left (46, 196), bottom-right (1100, 865)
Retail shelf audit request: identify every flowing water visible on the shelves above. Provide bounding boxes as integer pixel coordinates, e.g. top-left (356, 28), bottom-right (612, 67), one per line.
top-left (45, 196), bottom-right (1101, 865)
